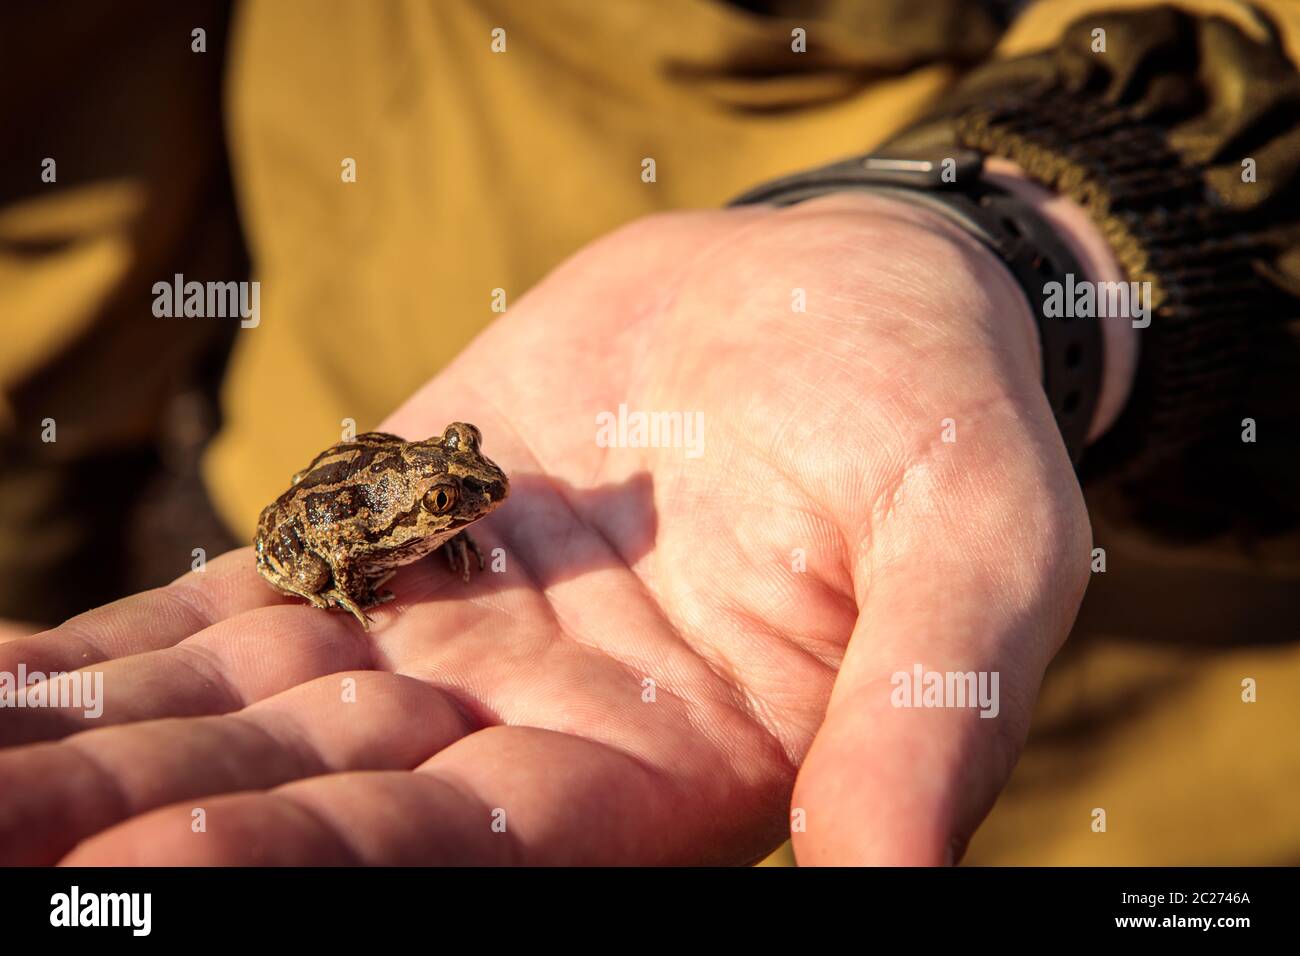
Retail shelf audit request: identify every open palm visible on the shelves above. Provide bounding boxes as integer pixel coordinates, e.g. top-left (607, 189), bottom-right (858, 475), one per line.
top-left (0, 194), bottom-right (1090, 865)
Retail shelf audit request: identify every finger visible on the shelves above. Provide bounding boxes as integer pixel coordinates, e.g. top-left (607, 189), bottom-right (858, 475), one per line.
top-left (1, 671), bottom-right (468, 865)
top-left (792, 425), bottom-right (1090, 865)
top-left (63, 726), bottom-right (766, 865)
top-left (0, 548), bottom-right (280, 679)
top-left (0, 604), bottom-right (372, 747)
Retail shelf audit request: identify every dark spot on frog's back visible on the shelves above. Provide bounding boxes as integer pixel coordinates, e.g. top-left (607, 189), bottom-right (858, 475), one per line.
top-left (272, 517), bottom-right (308, 562)
top-left (293, 441), bottom-right (405, 492)
top-left (366, 452), bottom-right (409, 478)
top-left (362, 499), bottom-right (424, 543)
top-left (292, 456), bottom-right (357, 491)
top-left (304, 487), bottom-right (363, 526)
top-left (401, 443), bottom-right (448, 471)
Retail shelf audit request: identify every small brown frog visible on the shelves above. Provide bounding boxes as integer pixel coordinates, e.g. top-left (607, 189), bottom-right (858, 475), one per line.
top-left (254, 422), bottom-right (509, 628)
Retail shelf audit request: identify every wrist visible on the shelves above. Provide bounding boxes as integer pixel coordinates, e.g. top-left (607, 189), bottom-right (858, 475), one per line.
top-left (731, 153), bottom-right (1114, 461)
top-left (760, 188), bottom-right (1050, 395)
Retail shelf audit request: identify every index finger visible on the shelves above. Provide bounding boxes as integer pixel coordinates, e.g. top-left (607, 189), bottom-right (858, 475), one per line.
top-left (0, 548), bottom-right (285, 678)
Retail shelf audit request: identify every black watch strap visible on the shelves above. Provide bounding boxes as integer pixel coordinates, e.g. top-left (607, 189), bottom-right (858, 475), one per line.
top-left (729, 149), bottom-right (1102, 465)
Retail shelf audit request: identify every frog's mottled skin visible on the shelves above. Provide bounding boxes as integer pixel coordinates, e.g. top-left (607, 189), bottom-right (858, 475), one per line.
top-left (254, 422), bottom-right (509, 628)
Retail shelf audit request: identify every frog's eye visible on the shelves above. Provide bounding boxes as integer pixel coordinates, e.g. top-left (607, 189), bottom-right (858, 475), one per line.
top-left (423, 482), bottom-right (460, 515)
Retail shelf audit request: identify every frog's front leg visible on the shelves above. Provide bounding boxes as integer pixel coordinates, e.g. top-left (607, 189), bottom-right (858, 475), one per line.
top-left (443, 531), bottom-right (485, 583)
top-left (323, 557), bottom-right (380, 630)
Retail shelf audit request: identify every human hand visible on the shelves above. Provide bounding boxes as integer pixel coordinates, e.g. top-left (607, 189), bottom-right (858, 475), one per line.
top-left (0, 192), bottom-right (1091, 864)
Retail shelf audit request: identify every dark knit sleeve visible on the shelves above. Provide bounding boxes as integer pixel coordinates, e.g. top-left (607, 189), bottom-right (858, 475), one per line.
top-left (882, 5), bottom-right (1300, 537)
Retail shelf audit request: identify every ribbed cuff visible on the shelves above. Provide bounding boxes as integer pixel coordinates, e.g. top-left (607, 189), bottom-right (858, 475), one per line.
top-left (953, 88), bottom-right (1270, 480)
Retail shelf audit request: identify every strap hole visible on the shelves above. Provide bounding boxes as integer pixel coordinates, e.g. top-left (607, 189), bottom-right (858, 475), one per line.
top-left (1065, 342), bottom-right (1083, 368)
top-left (1062, 390), bottom-right (1081, 416)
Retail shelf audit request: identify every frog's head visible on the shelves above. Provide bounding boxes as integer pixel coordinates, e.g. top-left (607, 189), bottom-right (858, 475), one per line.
top-left (409, 422), bottom-right (510, 531)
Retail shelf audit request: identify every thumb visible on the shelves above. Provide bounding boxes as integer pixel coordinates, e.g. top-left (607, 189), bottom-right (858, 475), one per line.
top-left (792, 447), bottom-right (1090, 865)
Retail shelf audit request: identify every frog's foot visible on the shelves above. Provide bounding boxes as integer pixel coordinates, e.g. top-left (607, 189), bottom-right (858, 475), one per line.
top-left (443, 531), bottom-right (484, 583)
top-left (283, 589), bottom-right (331, 611)
top-left (364, 570), bottom-right (397, 606)
top-left (273, 581), bottom-right (332, 611)
top-left (324, 588), bottom-right (374, 630)
top-left (262, 575), bottom-right (332, 611)
top-left (257, 549), bottom-right (333, 610)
